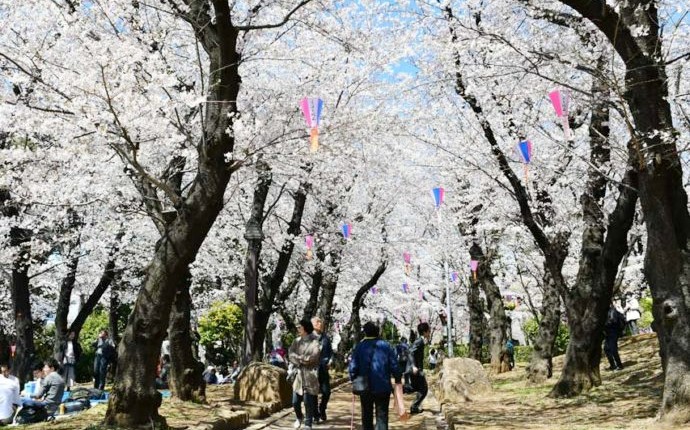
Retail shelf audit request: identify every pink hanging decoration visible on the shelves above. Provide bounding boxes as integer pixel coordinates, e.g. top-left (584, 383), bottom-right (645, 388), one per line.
top-left (305, 234), bottom-right (314, 260)
top-left (549, 89), bottom-right (571, 140)
top-left (403, 251), bottom-right (411, 264)
top-left (470, 259), bottom-right (479, 281)
top-left (300, 97), bottom-right (324, 152)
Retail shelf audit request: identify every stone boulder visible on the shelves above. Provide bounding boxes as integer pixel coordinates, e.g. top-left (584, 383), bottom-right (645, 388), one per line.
top-left (435, 358), bottom-right (492, 404)
top-left (233, 362), bottom-right (292, 408)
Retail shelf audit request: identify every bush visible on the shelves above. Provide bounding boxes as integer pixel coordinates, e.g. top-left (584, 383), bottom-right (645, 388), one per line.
top-left (453, 344), bottom-right (490, 363)
top-left (198, 302), bottom-right (244, 367)
top-left (514, 345), bottom-right (532, 363)
top-left (638, 297), bottom-right (653, 330)
top-left (522, 317), bottom-right (570, 355)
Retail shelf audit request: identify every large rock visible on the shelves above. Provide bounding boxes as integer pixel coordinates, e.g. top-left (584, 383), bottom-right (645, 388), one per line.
top-left (233, 362), bottom-right (292, 408)
top-left (435, 358), bottom-right (492, 404)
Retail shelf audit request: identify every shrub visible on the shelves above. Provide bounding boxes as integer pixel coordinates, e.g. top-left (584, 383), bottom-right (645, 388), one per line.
top-left (522, 317), bottom-right (570, 355)
top-left (198, 302), bottom-right (244, 367)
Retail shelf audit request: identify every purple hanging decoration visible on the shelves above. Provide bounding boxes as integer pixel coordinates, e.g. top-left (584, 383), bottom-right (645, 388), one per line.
top-left (371, 286), bottom-right (378, 294)
top-left (432, 187), bottom-right (445, 208)
top-left (402, 282), bottom-right (409, 293)
top-left (342, 223), bottom-right (352, 239)
top-left (451, 271), bottom-right (459, 283)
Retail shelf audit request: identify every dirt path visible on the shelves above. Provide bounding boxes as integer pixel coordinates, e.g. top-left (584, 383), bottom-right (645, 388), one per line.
top-left (247, 383), bottom-right (444, 430)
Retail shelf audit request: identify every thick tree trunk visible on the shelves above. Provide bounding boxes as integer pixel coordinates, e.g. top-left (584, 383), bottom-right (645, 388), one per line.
top-left (105, 14), bottom-right (240, 423)
top-left (556, 0), bottom-right (690, 420)
top-left (527, 264), bottom-right (563, 384)
top-left (109, 284), bottom-right (120, 345)
top-left (550, 62), bottom-right (639, 397)
top-left (471, 244), bottom-right (510, 372)
top-left (303, 266), bottom-right (322, 321)
top-left (169, 270), bottom-right (205, 402)
top-left (467, 276), bottom-right (484, 361)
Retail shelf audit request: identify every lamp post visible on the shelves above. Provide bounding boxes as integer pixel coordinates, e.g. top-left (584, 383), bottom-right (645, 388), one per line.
top-left (243, 219), bottom-right (263, 364)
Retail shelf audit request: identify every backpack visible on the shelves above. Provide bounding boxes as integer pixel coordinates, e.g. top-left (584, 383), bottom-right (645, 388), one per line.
top-left (14, 405), bottom-right (49, 424)
top-left (395, 344), bottom-right (408, 363)
top-left (607, 308), bottom-right (626, 334)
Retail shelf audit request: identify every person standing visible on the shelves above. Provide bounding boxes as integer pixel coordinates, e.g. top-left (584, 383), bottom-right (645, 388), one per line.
top-left (395, 337), bottom-right (410, 390)
top-left (0, 363), bottom-right (20, 425)
top-left (311, 316), bottom-right (332, 423)
top-left (288, 319), bottom-right (320, 430)
top-left (428, 348), bottom-right (437, 371)
top-left (623, 292), bottom-right (641, 335)
top-left (57, 331), bottom-right (82, 390)
top-left (349, 321), bottom-right (402, 430)
top-left (408, 322), bottom-right (430, 414)
top-left (603, 302), bottom-right (625, 371)
top-left (92, 329), bottom-right (116, 390)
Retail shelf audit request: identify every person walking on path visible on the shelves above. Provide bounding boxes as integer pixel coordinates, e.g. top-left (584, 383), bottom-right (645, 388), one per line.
top-left (408, 322), bottom-right (430, 414)
top-left (92, 329), bottom-right (116, 390)
top-left (623, 292), bottom-right (641, 335)
top-left (603, 302), bottom-right (625, 371)
top-left (288, 319), bottom-right (320, 430)
top-left (349, 321), bottom-right (402, 430)
top-left (311, 316), bottom-right (332, 423)
top-left (57, 331), bottom-right (82, 390)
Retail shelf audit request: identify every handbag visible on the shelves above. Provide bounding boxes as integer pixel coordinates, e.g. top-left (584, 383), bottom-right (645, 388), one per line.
top-left (352, 340), bottom-right (377, 395)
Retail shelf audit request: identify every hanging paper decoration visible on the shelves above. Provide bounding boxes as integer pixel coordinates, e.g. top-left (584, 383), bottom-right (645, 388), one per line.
top-left (432, 187), bottom-right (445, 208)
top-left (515, 140), bottom-right (533, 184)
top-left (305, 234), bottom-right (314, 260)
top-left (371, 286), bottom-right (378, 294)
top-left (418, 288), bottom-right (425, 300)
top-left (342, 223), bottom-right (352, 239)
top-left (10, 344), bottom-right (16, 358)
top-left (402, 282), bottom-right (409, 293)
top-left (548, 89), bottom-right (570, 141)
top-left (403, 251), bottom-right (412, 276)
top-left (450, 271), bottom-right (459, 283)
top-left (300, 97), bottom-right (324, 152)
top-left (470, 259), bottom-right (479, 281)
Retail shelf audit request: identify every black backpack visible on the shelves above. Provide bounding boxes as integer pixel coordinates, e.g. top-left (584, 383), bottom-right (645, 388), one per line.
top-left (14, 405), bottom-right (49, 424)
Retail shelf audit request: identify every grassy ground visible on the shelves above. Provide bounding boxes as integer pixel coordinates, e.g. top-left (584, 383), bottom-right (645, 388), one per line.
top-left (443, 334), bottom-right (687, 430)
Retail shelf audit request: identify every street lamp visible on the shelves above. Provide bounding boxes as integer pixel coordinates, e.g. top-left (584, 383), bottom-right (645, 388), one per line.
top-left (433, 186), bottom-right (453, 358)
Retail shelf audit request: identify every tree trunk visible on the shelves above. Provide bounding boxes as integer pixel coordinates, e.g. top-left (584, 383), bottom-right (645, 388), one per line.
top-left (316, 247), bottom-right (343, 330)
top-left (169, 270), bottom-right (206, 402)
top-left (336, 261), bottom-right (387, 358)
top-left (243, 161), bottom-right (272, 364)
top-left (550, 58), bottom-right (639, 397)
top-left (556, 0), bottom-right (690, 419)
top-left (11, 231), bottom-right (35, 386)
top-left (527, 262), bottom-right (563, 384)
top-left (467, 275), bottom-right (484, 361)
top-left (303, 266), bottom-right (322, 321)
top-left (69, 255), bottom-right (119, 339)
top-left (471, 244), bottom-right (510, 373)
top-left (54, 252), bottom-right (80, 361)
top-left (105, 15), bottom-right (240, 424)
top-left (109, 284), bottom-right (120, 345)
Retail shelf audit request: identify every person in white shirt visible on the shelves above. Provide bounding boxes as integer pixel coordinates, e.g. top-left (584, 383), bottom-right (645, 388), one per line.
top-left (0, 363), bottom-right (21, 425)
top-left (624, 292), bottom-right (642, 335)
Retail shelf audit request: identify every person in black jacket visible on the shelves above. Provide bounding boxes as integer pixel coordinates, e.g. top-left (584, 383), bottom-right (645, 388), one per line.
top-left (603, 303), bottom-right (624, 371)
top-left (57, 331), bottom-right (82, 390)
top-left (408, 322), bottom-right (430, 414)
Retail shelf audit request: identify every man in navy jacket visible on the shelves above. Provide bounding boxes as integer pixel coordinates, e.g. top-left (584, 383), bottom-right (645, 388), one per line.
top-left (408, 322), bottom-right (430, 414)
top-left (349, 322), bottom-right (402, 430)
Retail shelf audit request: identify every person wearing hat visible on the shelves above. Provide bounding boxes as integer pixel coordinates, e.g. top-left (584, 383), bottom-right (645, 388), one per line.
top-left (623, 292), bottom-right (641, 335)
top-left (202, 366), bottom-right (218, 385)
top-left (288, 319), bottom-right (320, 430)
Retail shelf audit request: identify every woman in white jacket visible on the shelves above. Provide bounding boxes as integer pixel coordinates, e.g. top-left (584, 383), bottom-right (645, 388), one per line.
top-left (624, 292), bottom-right (641, 335)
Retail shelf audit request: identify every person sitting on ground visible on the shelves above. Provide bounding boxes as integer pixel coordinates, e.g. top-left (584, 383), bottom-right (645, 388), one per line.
top-left (0, 363), bottom-right (21, 426)
top-left (229, 361), bottom-right (241, 383)
top-left (22, 358), bottom-right (65, 416)
top-left (202, 366), bottom-right (218, 385)
top-left (21, 362), bottom-right (45, 397)
top-left (156, 354), bottom-right (171, 389)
